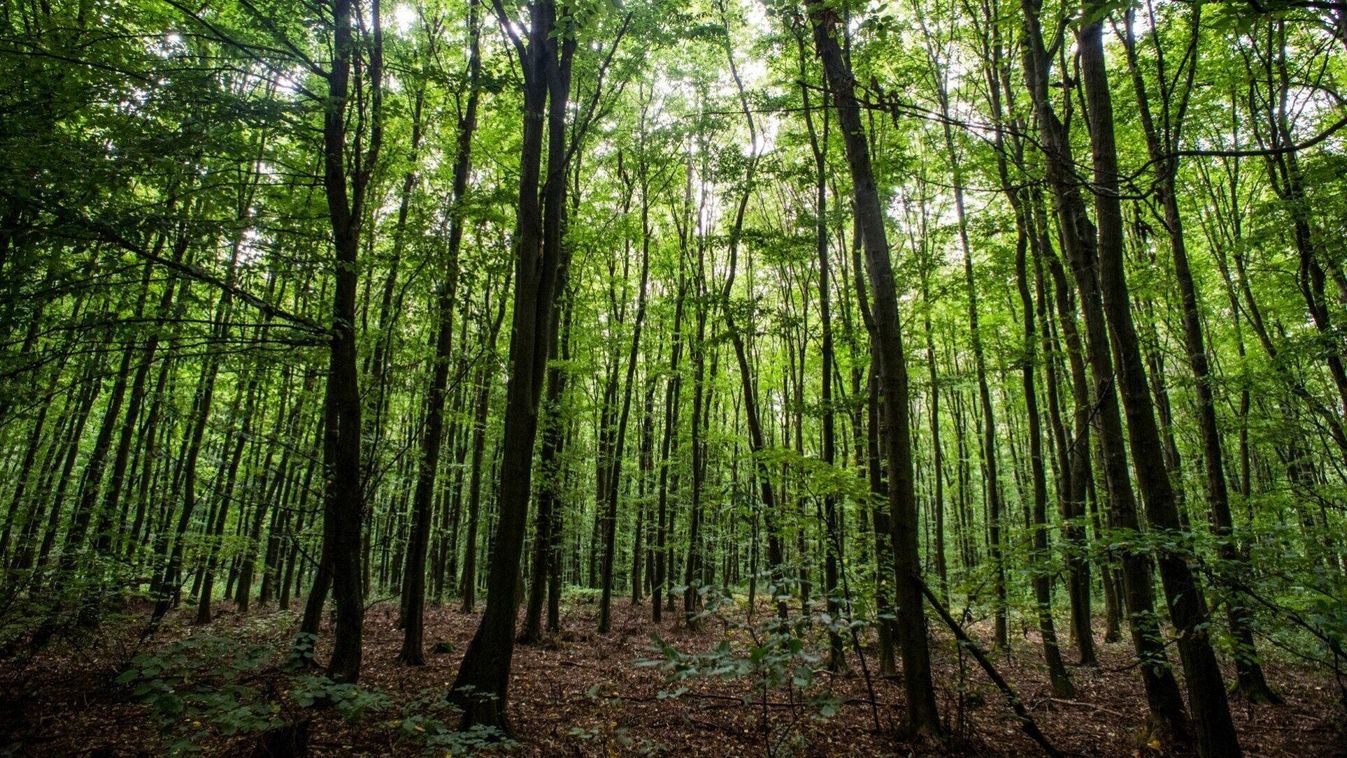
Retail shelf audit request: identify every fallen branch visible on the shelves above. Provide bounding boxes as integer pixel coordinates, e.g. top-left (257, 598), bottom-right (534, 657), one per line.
top-left (918, 578), bottom-right (1063, 758)
top-left (1038, 697), bottom-right (1130, 721)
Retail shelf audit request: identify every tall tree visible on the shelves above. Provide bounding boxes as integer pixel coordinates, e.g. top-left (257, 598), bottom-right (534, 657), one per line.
top-left (447, 0), bottom-right (575, 729)
top-left (399, 0), bottom-right (482, 666)
top-left (1019, 0), bottom-right (1193, 742)
top-left (1078, 1), bottom-right (1240, 750)
top-left (311, 0), bottom-right (383, 683)
top-left (806, 0), bottom-right (944, 737)
top-left (1120, 0), bottom-right (1279, 703)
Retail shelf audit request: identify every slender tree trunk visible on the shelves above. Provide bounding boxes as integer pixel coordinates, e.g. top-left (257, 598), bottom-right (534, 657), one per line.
top-left (460, 350), bottom-right (495, 612)
top-left (713, 18), bottom-right (786, 620)
top-left (310, 0), bottom-right (382, 683)
top-left (1014, 207), bottom-right (1074, 697)
top-left (925, 43), bottom-right (1007, 647)
top-left (652, 275), bottom-right (685, 623)
top-left (196, 368), bottom-right (264, 624)
top-left (524, 285), bottom-right (571, 643)
top-left (794, 45), bottom-right (845, 666)
top-left (1078, 8), bottom-right (1240, 751)
top-left (1020, 0), bottom-right (1192, 741)
top-left (398, 0), bottom-right (480, 664)
top-left (448, 0), bottom-right (574, 730)
top-left (598, 146), bottom-right (652, 633)
top-left (808, 1), bottom-right (943, 735)
top-left (152, 237), bottom-right (245, 621)
top-left (1043, 240), bottom-right (1102, 654)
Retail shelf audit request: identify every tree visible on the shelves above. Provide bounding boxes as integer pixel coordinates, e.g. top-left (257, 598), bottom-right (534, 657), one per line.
top-left (312, 0), bottom-right (383, 683)
top-left (806, 0), bottom-right (944, 738)
top-left (399, 0), bottom-right (482, 666)
top-left (1019, 0), bottom-right (1193, 741)
top-left (447, 0), bottom-right (575, 730)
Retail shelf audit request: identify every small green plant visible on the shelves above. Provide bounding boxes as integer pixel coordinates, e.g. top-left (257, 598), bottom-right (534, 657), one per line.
top-left (115, 632), bottom-right (286, 752)
top-left (561, 586), bottom-right (604, 605)
top-left (291, 674), bottom-right (391, 718)
top-left (637, 584), bottom-right (845, 757)
top-left (115, 629), bottom-right (404, 754)
top-left (287, 631), bottom-right (318, 669)
top-left (382, 687), bottom-right (515, 754)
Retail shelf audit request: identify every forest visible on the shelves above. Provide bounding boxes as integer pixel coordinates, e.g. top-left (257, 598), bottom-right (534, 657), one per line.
top-left (1, 0), bottom-right (1345, 753)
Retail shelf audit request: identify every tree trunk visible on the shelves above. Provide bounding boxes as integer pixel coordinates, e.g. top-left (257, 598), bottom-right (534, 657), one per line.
top-left (1019, 0), bottom-right (1192, 742)
top-left (311, 0), bottom-right (382, 683)
top-left (448, 0), bottom-right (573, 730)
top-left (1078, 7), bottom-right (1240, 752)
top-left (808, 1), bottom-right (943, 736)
top-left (399, 0), bottom-right (480, 664)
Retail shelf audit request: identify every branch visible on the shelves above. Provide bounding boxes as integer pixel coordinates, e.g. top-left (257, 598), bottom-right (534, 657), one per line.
top-left (57, 217), bottom-right (327, 336)
top-left (1155, 109), bottom-right (1347, 164)
top-left (919, 577), bottom-right (1064, 758)
top-left (490, 0), bottom-right (527, 68)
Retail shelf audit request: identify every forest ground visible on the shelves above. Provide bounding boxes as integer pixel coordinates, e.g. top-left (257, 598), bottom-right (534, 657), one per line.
top-left (1, 597), bottom-right (1342, 757)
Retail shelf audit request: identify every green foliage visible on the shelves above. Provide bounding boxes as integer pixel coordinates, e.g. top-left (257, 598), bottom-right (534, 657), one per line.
top-left (115, 630), bottom-right (516, 755)
top-left (115, 632), bottom-right (286, 749)
top-left (287, 631), bottom-right (319, 670)
top-left (114, 628), bottom-right (492, 754)
top-left (290, 675), bottom-right (392, 718)
top-left (562, 586), bottom-right (606, 605)
top-left (3, 0), bottom-right (1347, 750)
top-left (637, 587), bottom-right (847, 751)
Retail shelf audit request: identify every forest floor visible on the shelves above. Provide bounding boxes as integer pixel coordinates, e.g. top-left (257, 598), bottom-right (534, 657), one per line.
top-left (1, 596), bottom-right (1343, 757)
